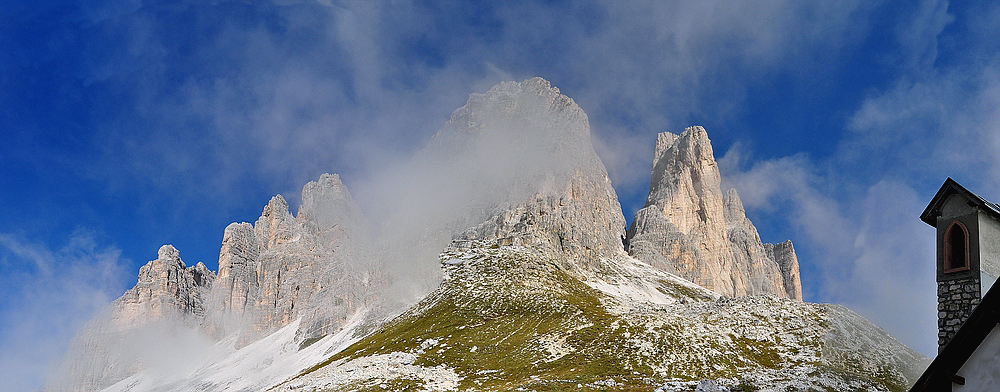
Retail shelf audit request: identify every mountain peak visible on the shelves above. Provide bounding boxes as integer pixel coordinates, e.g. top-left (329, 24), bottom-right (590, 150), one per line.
top-left (156, 244), bottom-right (181, 264)
top-left (298, 173), bottom-right (367, 243)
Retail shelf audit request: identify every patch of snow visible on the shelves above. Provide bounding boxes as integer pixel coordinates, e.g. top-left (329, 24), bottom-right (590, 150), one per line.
top-left (584, 255), bottom-right (718, 311)
top-left (536, 333), bottom-right (574, 362)
top-left (273, 352), bottom-right (460, 391)
top-left (101, 308), bottom-right (368, 392)
top-left (586, 279), bottom-right (677, 306)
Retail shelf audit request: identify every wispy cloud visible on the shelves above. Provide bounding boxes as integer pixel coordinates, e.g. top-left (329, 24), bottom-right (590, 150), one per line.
top-left (9, 0), bottom-right (993, 368)
top-left (66, 1), bottom-right (884, 214)
top-left (0, 231), bottom-right (130, 392)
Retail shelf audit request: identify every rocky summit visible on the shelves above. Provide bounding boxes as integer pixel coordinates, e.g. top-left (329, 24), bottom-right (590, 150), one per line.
top-left (48, 78), bottom-right (925, 391)
top-left (437, 78), bottom-right (627, 269)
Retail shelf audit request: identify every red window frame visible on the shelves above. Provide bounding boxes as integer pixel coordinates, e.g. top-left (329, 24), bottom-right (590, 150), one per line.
top-left (944, 220), bottom-right (971, 273)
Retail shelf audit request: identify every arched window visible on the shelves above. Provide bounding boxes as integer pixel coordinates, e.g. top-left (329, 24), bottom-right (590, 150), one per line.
top-left (944, 220), bottom-right (970, 272)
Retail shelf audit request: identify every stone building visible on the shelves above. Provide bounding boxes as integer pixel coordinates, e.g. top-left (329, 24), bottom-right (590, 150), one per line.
top-left (919, 178), bottom-right (1000, 351)
top-left (911, 178), bottom-right (1000, 391)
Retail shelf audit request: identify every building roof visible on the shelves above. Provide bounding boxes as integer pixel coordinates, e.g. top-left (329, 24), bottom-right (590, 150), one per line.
top-left (920, 178), bottom-right (1000, 226)
top-left (909, 275), bottom-right (1000, 390)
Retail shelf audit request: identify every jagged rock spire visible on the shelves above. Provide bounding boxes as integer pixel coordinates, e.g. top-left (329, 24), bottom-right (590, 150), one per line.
top-left (627, 126), bottom-right (738, 295)
top-left (627, 126), bottom-right (801, 299)
top-left (766, 240), bottom-right (803, 300)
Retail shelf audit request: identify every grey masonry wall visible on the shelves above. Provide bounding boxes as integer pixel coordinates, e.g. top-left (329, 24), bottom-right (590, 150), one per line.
top-left (936, 195), bottom-right (982, 351)
top-left (938, 275), bottom-right (980, 349)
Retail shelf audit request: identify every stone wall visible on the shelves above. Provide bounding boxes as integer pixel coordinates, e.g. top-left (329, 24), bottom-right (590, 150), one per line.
top-left (938, 275), bottom-right (981, 350)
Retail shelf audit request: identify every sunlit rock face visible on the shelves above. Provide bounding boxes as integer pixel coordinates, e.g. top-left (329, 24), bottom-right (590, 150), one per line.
top-left (766, 240), bottom-right (803, 300)
top-left (627, 126), bottom-right (801, 299)
top-left (432, 77), bottom-right (628, 269)
top-left (115, 244), bottom-right (216, 323)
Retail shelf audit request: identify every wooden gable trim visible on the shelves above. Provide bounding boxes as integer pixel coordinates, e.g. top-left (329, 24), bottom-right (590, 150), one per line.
top-left (921, 178), bottom-right (1000, 227)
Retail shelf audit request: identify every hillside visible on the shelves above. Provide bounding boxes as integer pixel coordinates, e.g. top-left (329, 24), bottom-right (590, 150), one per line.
top-left (273, 245), bottom-right (925, 391)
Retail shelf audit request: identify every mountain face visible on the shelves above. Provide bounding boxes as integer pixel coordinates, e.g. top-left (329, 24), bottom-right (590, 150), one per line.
top-left (115, 244), bottom-right (216, 324)
top-left (627, 127), bottom-right (802, 300)
top-left (49, 78), bottom-right (923, 392)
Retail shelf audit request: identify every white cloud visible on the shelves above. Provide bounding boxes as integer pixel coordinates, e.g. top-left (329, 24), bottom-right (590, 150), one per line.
top-left (70, 0), bottom-right (887, 214)
top-left (843, 1), bottom-right (1000, 193)
top-left (842, 181), bottom-right (937, 354)
top-left (0, 231), bottom-right (130, 392)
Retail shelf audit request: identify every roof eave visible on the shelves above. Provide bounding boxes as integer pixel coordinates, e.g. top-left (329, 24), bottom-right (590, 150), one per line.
top-left (920, 178), bottom-right (1000, 227)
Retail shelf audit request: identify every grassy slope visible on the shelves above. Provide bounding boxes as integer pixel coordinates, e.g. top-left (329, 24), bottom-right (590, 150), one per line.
top-left (290, 247), bottom-right (921, 391)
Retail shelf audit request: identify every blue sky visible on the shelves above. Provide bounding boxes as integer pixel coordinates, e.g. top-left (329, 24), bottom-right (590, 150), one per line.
top-left (3, 0), bottom-right (1000, 389)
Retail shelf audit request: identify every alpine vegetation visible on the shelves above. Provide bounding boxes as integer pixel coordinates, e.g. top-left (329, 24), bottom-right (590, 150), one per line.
top-left (46, 78), bottom-right (927, 391)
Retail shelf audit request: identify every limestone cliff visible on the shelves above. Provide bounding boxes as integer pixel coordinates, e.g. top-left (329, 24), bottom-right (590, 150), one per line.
top-left (627, 126), bottom-right (801, 299)
top-left (723, 188), bottom-right (793, 300)
top-left (766, 240), bottom-right (803, 300)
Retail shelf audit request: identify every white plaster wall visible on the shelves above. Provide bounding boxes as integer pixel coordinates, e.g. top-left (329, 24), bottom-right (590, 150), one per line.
top-left (955, 325), bottom-right (1000, 391)
top-left (982, 272), bottom-right (997, 297)
top-left (979, 214), bottom-right (1000, 284)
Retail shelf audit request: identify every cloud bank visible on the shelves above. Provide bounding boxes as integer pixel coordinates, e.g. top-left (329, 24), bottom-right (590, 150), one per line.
top-left (0, 232), bottom-right (130, 392)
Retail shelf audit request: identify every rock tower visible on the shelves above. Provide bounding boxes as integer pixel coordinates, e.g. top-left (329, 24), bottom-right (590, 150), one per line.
top-left (627, 126), bottom-right (802, 299)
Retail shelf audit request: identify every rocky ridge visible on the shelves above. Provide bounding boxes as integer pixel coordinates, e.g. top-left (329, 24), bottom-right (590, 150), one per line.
top-left (113, 244), bottom-right (216, 324)
top-left (210, 173), bottom-right (375, 347)
top-left (47, 174), bottom-right (378, 391)
top-left (48, 245), bottom-right (216, 392)
top-left (627, 127), bottom-right (801, 299)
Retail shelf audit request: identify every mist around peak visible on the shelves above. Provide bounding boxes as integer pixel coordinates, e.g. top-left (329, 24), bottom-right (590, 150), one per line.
top-left (358, 77), bottom-right (627, 304)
